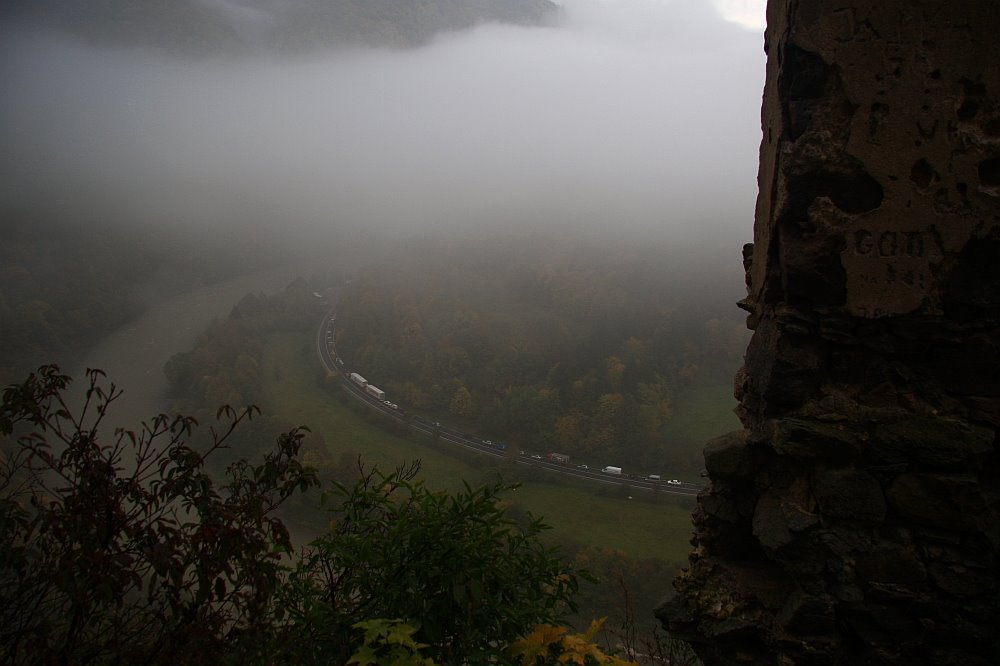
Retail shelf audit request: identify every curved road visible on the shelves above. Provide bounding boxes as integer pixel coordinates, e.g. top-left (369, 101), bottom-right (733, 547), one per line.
top-left (315, 309), bottom-right (703, 497)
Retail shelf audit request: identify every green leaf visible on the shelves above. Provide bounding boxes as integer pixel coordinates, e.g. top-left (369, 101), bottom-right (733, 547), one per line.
top-left (346, 644), bottom-right (379, 666)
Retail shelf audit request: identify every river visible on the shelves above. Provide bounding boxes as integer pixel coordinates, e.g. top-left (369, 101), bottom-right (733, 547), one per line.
top-left (70, 266), bottom-right (304, 432)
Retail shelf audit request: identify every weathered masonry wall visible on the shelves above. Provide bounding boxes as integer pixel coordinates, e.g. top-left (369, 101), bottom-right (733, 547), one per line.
top-left (659, 2), bottom-right (1000, 664)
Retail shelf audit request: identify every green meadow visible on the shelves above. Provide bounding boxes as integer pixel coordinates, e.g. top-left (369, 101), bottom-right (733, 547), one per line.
top-left (260, 331), bottom-right (726, 564)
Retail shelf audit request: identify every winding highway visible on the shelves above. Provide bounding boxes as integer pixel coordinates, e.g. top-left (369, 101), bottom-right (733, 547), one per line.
top-left (315, 308), bottom-right (703, 497)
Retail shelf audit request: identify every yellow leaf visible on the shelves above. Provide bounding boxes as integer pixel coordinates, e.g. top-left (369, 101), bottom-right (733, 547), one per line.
top-left (583, 617), bottom-right (607, 641)
top-left (509, 624), bottom-right (568, 665)
top-left (523, 624), bottom-right (567, 646)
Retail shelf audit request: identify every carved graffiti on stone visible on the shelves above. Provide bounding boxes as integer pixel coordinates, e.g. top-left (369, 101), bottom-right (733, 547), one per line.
top-left (853, 229), bottom-right (926, 258)
top-left (842, 222), bottom-right (943, 317)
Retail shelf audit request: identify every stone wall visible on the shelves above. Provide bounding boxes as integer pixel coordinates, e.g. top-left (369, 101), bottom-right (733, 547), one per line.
top-left (658, 2), bottom-right (1000, 664)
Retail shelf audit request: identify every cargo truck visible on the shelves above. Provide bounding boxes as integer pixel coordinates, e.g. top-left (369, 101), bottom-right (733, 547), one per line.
top-left (547, 452), bottom-right (570, 464)
top-left (366, 384), bottom-right (386, 401)
top-left (601, 466), bottom-right (623, 475)
top-left (349, 373), bottom-right (367, 387)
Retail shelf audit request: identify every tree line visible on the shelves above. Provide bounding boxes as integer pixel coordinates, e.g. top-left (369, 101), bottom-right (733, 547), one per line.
top-left (0, 215), bottom-right (155, 385)
top-left (165, 279), bottom-right (321, 414)
top-left (0, 211), bottom-right (301, 386)
top-left (335, 233), bottom-right (748, 469)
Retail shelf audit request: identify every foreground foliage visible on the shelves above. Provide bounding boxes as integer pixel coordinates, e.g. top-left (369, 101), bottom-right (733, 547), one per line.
top-left (0, 365), bottom-right (317, 663)
top-left (508, 618), bottom-right (635, 666)
top-left (276, 460), bottom-right (581, 664)
top-left (0, 366), bottom-right (632, 665)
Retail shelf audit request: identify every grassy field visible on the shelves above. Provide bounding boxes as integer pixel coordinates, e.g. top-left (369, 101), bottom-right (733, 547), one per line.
top-left (659, 372), bottom-right (742, 478)
top-left (510, 484), bottom-right (695, 564)
top-left (666, 378), bottom-right (741, 444)
top-left (261, 331), bottom-right (698, 562)
top-left (262, 333), bottom-right (484, 493)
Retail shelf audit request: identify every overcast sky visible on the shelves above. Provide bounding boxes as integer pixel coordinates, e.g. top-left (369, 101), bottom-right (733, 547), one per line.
top-left (0, 0), bottom-right (767, 247)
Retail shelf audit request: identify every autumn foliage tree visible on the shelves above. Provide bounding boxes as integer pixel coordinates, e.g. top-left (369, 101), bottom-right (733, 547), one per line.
top-left (334, 234), bottom-right (748, 469)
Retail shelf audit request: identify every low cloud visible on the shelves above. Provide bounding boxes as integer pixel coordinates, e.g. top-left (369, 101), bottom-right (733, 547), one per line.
top-left (0, 0), bottom-right (765, 249)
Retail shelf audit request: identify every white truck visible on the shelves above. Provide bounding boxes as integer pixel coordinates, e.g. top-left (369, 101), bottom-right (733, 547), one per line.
top-left (349, 372), bottom-right (367, 387)
top-left (366, 384), bottom-right (386, 401)
top-left (601, 466), bottom-right (623, 475)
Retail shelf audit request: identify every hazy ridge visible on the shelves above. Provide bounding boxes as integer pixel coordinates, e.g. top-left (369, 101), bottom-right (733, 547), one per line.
top-left (1, 0), bottom-right (560, 54)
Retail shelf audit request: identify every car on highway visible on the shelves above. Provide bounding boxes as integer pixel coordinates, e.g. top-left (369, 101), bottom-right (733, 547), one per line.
top-left (666, 479), bottom-right (682, 485)
top-left (577, 464), bottom-right (589, 470)
top-left (531, 454), bottom-right (542, 460)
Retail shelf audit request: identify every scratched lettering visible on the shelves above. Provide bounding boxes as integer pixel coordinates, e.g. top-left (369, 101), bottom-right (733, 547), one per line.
top-left (853, 229), bottom-right (927, 258)
top-left (845, 226), bottom-right (938, 318)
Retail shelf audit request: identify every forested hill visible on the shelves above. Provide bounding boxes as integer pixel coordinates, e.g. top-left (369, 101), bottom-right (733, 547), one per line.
top-left (0, 212), bottom-right (301, 386)
top-left (2, 0), bottom-right (560, 54)
top-left (335, 233), bottom-right (749, 471)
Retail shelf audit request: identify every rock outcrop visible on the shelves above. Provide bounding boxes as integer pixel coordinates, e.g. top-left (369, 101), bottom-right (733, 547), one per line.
top-left (658, 2), bottom-right (1000, 664)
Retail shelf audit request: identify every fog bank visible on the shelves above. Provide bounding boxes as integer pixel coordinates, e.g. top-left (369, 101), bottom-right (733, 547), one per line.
top-left (0, 0), bottom-right (765, 246)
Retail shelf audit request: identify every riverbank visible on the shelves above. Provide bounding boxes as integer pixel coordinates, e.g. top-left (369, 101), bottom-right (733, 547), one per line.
top-left (69, 265), bottom-right (304, 431)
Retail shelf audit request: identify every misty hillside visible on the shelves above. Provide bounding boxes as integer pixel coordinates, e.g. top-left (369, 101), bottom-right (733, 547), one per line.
top-left (332, 233), bottom-right (748, 472)
top-left (2, 0), bottom-right (560, 53)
